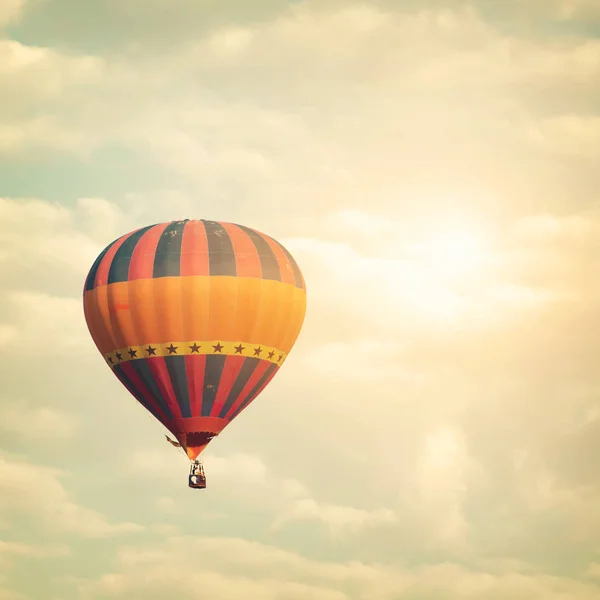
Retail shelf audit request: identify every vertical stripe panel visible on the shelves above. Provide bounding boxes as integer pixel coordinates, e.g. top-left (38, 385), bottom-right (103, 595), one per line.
top-left (217, 357), bottom-right (260, 418)
top-left (128, 223), bottom-right (169, 280)
top-left (260, 234), bottom-right (296, 285)
top-left (185, 354), bottom-right (206, 417)
top-left (95, 232), bottom-right (134, 288)
top-left (180, 220), bottom-right (210, 276)
top-left (220, 222), bottom-right (262, 278)
top-left (201, 354), bottom-right (227, 416)
top-left (230, 363), bottom-right (279, 419)
top-left (108, 224), bottom-right (156, 284)
top-left (210, 355), bottom-right (247, 417)
top-left (270, 237), bottom-right (305, 290)
top-left (119, 361), bottom-right (169, 422)
top-left (234, 224), bottom-right (281, 282)
top-left (130, 359), bottom-right (175, 421)
top-left (84, 242), bottom-right (114, 291)
top-left (204, 220), bottom-right (237, 276)
top-left (113, 364), bottom-right (162, 421)
top-left (145, 357), bottom-right (183, 419)
top-left (223, 360), bottom-right (272, 419)
top-left (164, 355), bottom-right (192, 418)
top-left (153, 220), bottom-right (186, 278)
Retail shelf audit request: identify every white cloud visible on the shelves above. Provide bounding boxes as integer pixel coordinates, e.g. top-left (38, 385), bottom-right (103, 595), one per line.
top-left (0, 197), bottom-right (121, 291)
top-left (272, 499), bottom-right (396, 535)
top-left (0, 2), bottom-right (597, 179)
top-left (0, 541), bottom-right (69, 560)
top-left (77, 535), bottom-right (600, 599)
top-left (0, 455), bottom-right (142, 537)
top-left (544, 0), bottom-right (600, 19)
top-left (0, 0), bottom-right (25, 27)
top-left (410, 426), bottom-right (473, 545)
top-left (0, 405), bottom-right (77, 440)
top-left (0, 291), bottom-right (88, 356)
top-left (525, 115), bottom-right (600, 160)
top-left (0, 0), bottom-right (600, 589)
top-left (130, 448), bottom-right (395, 536)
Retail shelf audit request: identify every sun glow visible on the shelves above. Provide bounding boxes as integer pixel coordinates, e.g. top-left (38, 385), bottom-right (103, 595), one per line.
top-left (381, 227), bottom-right (490, 321)
top-left (410, 229), bottom-right (487, 279)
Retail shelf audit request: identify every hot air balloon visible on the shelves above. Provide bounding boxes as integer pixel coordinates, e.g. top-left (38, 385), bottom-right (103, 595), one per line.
top-left (83, 219), bottom-right (306, 489)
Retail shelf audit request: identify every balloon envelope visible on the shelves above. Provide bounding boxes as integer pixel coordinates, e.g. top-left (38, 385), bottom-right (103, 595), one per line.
top-left (83, 219), bottom-right (306, 459)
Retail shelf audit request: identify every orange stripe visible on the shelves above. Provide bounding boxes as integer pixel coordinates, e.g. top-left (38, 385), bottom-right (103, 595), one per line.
top-left (83, 291), bottom-right (114, 354)
top-left (153, 277), bottom-right (184, 344)
top-left (181, 275), bottom-right (210, 341)
top-left (107, 281), bottom-right (134, 349)
top-left (261, 279), bottom-right (290, 350)
top-left (280, 287), bottom-right (307, 352)
top-left (207, 275), bottom-right (238, 340)
top-left (85, 277), bottom-right (306, 353)
top-left (180, 220), bottom-right (209, 276)
top-left (220, 222), bottom-right (262, 278)
top-left (231, 277), bottom-right (262, 342)
top-left (128, 278), bottom-right (161, 347)
top-left (93, 284), bottom-right (120, 353)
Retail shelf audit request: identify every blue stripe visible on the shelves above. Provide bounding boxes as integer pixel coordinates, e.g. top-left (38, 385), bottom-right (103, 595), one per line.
top-left (130, 360), bottom-right (175, 420)
top-left (164, 355), bottom-right (192, 418)
top-left (84, 241), bottom-right (114, 291)
top-left (204, 220), bottom-right (237, 277)
top-left (235, 225), bottom-right (281, 281)
top-left (218, 357), bottom-right (260, 418)
top-left (201, 354), bottom-right (226, 416)
top-left (153, 220), bottom-right (186, 278)
top-left (271, 238), bottom-right (304, 289)
top-left (230, 363), bottom-right (278, 419)
top-left (113, 364), bottom-right (162, 421)
top-left (107, 225), bottom-right (155, 284)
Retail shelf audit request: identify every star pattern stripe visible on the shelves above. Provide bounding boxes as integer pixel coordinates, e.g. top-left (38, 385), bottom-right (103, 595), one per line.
top-left (105, 340), bottom-right (287, 367)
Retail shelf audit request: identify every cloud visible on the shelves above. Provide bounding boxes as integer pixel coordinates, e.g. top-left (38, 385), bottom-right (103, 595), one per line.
top-left (5, 194), bottom-right (599, 566)
top-left (0, 405), bottom-right (77, 440)
top-left (0, 541), bottom-right (69, 559)
top-left (526, 0), bottom-right (600, 19)
top-left (0, 0), bottom-right (26, 28)
top-left (1, 0), bottom-right (600, 592)
top-left (0, 0), bottom-right (598, 213)
top-left (0, 197), bottom-right (124, 293)
top-left (0, 455), bottom-right (142, 537)
top-left (0, 40), bottom-right (107, 153)
top-left (130, 448), bottom-right (394, 536)
top-left (77, 535), bottom-right (600, 599)
top-left (272, 499), bottom-right (396, 535)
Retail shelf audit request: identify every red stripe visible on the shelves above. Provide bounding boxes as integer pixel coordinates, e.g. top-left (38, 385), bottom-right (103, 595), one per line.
top-left (223, 360), bottom-right (272, 420)
top-left (128, 223), bottom-right (169, 280)
top-left (262, 234), bottom-right (295, 285)
top-left (185, 354), bottom-right (206, 417)
top-left (146, 357), bottom-right (183, 419)
top-left (210, 355), bottom-right (247, 417)
top-left (234, 367), bottom-right (279, 418)
top-left (94, 232), bottom-right (134, 287)
top-left (119, 362), bottom-right (169, 423)
top-left (220, 222), bottom-right (262, 278)
top-left (180, 220), bottom-right (209, 276)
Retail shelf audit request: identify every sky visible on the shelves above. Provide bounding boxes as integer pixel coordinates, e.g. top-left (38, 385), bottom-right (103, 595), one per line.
top-left (1, 0), bottom-right (600, 598)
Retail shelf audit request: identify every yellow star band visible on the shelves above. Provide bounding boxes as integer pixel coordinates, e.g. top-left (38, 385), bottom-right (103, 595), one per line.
top-left (105, 340), bottom-right (287, 368)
